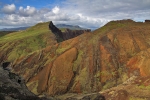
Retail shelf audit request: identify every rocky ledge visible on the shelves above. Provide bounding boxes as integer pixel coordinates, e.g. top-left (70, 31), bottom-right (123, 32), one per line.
top-left (0, 64), bottom-right (105, 100)
top-left (0, 66), bottom-right (50, 100)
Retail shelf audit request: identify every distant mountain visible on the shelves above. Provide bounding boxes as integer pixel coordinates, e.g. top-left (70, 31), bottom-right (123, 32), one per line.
top-left (56, 24), bottom-right (87, 30)
top-left (0, 26), bottom-right (29, 31)
top-left (0, 24), bottom-right (88, 31)
top-left (0, 31), bottom-right (16, 37)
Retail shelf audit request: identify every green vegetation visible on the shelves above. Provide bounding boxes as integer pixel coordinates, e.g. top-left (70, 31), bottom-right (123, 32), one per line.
top-left (56, 46), bottom-right (71, 55)
top-left (100, 71), bottom-right (110, 76)
top-left (27, 80), bottom-right (39, 95)
top-left (73, 50), bottom-right (83, 72)
top-left (137, 84), bottom-right (150, 91)
top-left (127, 49), bottom-right (137, 58)
top-left (59, 28), bottom-right (67, 32)
top-left (0, 22), bottom-right (50, 43)
top-left (56, 47), bottom-right (68, 54)
top-left (102, 80), bottom-right (116, 90)
top-left (93, 19), bottom-right (134, 35)
top-left (94, 71), bottom-right (101, 78)
top-left (129, 97), bottom-right (147, 100)
top-left (76, 67), bottom-right (89, 93)
top-left (0, 22), bottom-right (53, 61)
top-left (44, 55), bottom-right (56, 66)
top-left (114, 37), bottom-right (118, 43)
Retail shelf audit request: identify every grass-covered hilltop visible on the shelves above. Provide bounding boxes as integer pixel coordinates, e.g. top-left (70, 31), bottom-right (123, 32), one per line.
top-left (1, 19), bottom-right (150, 100)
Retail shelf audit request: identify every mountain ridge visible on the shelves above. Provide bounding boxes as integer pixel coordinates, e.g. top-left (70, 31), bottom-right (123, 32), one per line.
top-left (0, 26), bottom-right (29, 31)
top-left (1, 19), bottom-right (150, 99)
top-left (0, 23), bottom-right (90, 31)
top-left (56, 24), bottom-right (87, 30)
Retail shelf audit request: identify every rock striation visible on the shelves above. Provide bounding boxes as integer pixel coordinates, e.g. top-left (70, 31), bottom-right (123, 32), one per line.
top-left (1, 19), bottom-right (150, 99)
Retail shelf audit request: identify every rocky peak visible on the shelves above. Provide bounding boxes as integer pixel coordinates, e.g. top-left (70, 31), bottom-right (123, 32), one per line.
top-left (2, 20), bottom-right (150, 99)
top-left (49, 21), bottom-right (91, 42)
top-left (49, 21), bottom-right (64, 42)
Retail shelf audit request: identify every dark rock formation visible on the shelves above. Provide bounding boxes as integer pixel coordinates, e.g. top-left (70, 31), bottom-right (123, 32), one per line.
top-left (49, 21), bottom-right (64, 42)
top-left (0, 64), bottom-right (106, 100)
top-left (145, 20), bottom-right (150, 23)
top-left (62, 28), bottom-right (91, 40)
top-left (0, 66), bottom-right (51, 100)
top-left (2, 62), bottom-right (10, 69)
top-left (49, 21), bottom-right (91, 42)
top-left (2, 19), bottom-right (150, 99)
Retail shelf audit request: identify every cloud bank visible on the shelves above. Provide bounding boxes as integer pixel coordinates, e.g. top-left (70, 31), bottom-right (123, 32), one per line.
top-left (2, 4), bottom-right (16, 14)
top-left (19, 6), bottom-right (37, 17)
top-left (0, 0), bottom-right (150, 29)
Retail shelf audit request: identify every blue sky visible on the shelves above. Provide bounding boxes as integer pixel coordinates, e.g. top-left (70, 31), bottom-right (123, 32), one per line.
top-left (0, 0), bottom-right (150, 29)
top-left (0, 0), bottom-right (60, 8)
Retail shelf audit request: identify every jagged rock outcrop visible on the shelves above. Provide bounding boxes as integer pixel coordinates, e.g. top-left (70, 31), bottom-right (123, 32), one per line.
top-left (0, 65), bottom-right (50, 100)
top-left (49, 21), bottom-right (91, 42)
top-left (62, 28), bottom-right (91, 40)
top-left (1, 19), bottom-right (150, 99)
top-left (49, 21), bottom-right (64, 42)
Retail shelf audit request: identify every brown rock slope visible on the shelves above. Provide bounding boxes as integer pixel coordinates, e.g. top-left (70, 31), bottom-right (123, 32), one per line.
top-left (1, 19), bottom-right (150, 99)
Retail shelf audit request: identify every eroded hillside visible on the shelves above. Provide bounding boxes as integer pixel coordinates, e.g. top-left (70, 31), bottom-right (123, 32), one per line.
top-left (1, 19), bottom-right (150, 99)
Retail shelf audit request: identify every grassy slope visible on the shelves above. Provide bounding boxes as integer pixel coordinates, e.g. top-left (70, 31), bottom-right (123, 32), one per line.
top-left (0, 22), bottom-right (50, 42)
top-left (0, 22), bottom-right (57, 62)
top-left (2, 20), bottom-right (150, 98)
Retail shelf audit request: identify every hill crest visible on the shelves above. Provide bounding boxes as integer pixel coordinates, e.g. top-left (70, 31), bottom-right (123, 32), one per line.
top-left (1, 19), bottom-right (150, 99)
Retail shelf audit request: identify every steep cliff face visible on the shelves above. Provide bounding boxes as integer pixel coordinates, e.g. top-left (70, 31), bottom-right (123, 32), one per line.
top-left (62, 28), bottom-right (91, 40)
top-left (49, 21), bottom-right (64, 42)
top-left (0, 65), bottom-right (49, 100)
top-left (49, 21), bottom-right (91, 42)
top-left (1, 20), bottom-right (150, 99)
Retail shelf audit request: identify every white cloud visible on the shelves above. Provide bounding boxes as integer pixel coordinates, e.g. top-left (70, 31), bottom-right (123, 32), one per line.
top-left (2, 4), bottom-right (16, 14)
top-left (0, 1), bottom-right (150, 29)
top-left (52, 6), bottom-right (60, 14)
top-left (19, 6), bottom-right (37, 16)
top-left (0, 6), bottom-right (70, 27)
top-left (60, 0), bottom-right (150, 27)
top-left (63, 0), bottom-right (150, 14)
